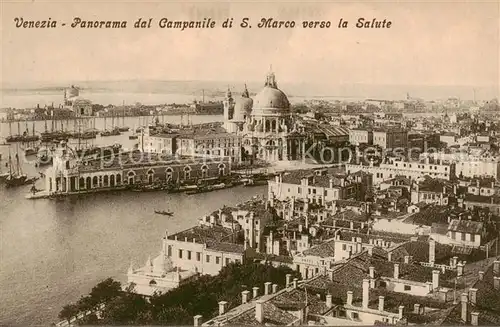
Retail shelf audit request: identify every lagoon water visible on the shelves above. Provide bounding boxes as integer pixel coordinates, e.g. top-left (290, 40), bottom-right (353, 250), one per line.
top-left (0, 112), bottom-right (266, 325)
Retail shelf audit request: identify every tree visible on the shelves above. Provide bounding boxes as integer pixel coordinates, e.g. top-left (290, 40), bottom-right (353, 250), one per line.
top-left (89, 278), bottom-right (122, 304)
top-left (58, 304), bottom-right (78, 325)
top-left (76, 295), bottom-right (98, 314)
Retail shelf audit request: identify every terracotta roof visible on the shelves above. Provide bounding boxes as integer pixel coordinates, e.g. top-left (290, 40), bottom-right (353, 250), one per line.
top-left (448, 219), bottom-right (483, 234)
top-left (464, 194), bottom-right (500, 205)
top-left (226, 302), bottom-right (297, 325)
top-left (302, 239), bottom-right (336, 257)
top-left (389, 240), bottom-right (454, 265)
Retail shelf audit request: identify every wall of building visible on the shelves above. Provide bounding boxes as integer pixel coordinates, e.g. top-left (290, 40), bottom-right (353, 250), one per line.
top-left (164, 238), bottom-right (243, 276)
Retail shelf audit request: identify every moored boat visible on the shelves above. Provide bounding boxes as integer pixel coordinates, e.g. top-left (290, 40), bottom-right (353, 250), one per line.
top-left (154, 210), bottom-right (174, 216)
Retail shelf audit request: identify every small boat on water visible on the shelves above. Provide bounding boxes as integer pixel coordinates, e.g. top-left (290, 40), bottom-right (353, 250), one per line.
top-left (37, 147), bottom-right (54, 166)
top-left (154, 210), bottom-right (174, 216)
top-left (118, 126), bottom-right (130, 132)
top-left (100, 128), bottom-right (121, 137)
top-left (243, 178), bottom-right (268, 187)
top-left (0, 172), bottom-right (9, 181)
top-left (24, 147), bottom-right (38, 156)
top-left (186, 183), bottom-right (227, 195)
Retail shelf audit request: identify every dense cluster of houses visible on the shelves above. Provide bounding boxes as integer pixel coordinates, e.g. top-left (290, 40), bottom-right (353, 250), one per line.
top-left (126, 160), bottom-right (500, 325)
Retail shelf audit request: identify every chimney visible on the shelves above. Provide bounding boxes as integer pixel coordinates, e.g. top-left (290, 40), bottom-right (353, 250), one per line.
top-left (242, 290), bottom-right (250, 304)
top-left (398, 305), bottom-right (404, 320)
top-left (293, 278), bottom-right (298, 289)
top-left (378, 296), bottom-right (385, 312)
top-left (326, 294), bottom-right (333, 308)
top-left (193, 315), bottom-right (202, 326)
top-left (457, 262), bottom-right (464, 277)
top-left (494, 260), bottom-right (500, 275)
top-left (388, 252), bottom-right (392, 262)
top-left (253, 286), bottom-right (259, 298)
top-left (362, 279), bottom-right (369, 309)
top-left (478, 271), bottom-right (484, 280)
top-left (255, 299), bottom-right (264, 323)
top-left (432, 270), bottom-right (440, 290)
top-left (286, 274), bottom-right (292, 287)
top-left (272, 284), bottom-right (278, 294)
top-left (404, 255), bottom-right (410, 264)
top-left (471, 312), bottom-right (479, 326)
top-left (494, 276), bottom-right (500, 290)
top-left (429, 239), bottom-right (436, 265)
top-left (264, 282), bottom-right (272, 295)
top-left (414, 303), bottom-right (421, 314)
top-left (346, 291), bottom-right (353, 306)
top-left (461, 293), bottom-right (468, 323)
top-left (452, 256), bottom-right (458, 268)
top-left (394, 264), bottom-right (400, 279)
top-left (469, 288), bottom-right (478, 305)
top-left (218, 301), bottom-right (228, 316)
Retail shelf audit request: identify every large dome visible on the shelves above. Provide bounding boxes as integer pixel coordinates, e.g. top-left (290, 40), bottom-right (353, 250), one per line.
top-left (251, 71), bottom-right (290, 116)
top-left (253, 87), bottom-right (290, 110)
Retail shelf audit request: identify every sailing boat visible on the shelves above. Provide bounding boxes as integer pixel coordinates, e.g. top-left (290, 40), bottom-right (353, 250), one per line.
top-left (24, 122), bottom-right (39, 156)
top-left (118, 102), bottom-right (129, 132)
top-left (5, 145), bottom-right (28, 187)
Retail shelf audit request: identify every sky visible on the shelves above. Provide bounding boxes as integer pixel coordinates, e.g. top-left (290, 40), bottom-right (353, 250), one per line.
top-left (1, 0), bottom-right (499, 90)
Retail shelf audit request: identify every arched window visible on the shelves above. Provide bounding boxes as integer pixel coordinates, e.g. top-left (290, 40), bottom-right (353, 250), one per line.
top-left (149, 280), bottom-right (157, 285)
top-left (147, 169), bottom-right (155, 184)
top-left (128, 171), bottom-right (135, 185)
top-left (86, 177), bottom-right (92, 189)
top-left (165, 167), bottom-right (173, 182)
top-left (184, 166), bottom-right (191, 180)
top-left (93, 176), bottom-right (98, 188)
top-left (265, 120), bottom-right (271, 132)
top-left (271, 120), bottom-right (277, 132)
top-left (79, 177), bottom-right (85, 189)
top-left (218, 163), bottom-right (225, 177)
top-left (110, 174), bottom-right (115, 187)
top-left (103, 175), bottom-right (109, 187)
top-left (116, 174), bottom-right (122, 185)
top-left (201, 165), bottom-right (208, 179)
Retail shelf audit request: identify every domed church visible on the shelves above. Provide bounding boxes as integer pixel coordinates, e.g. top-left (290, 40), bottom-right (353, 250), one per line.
top-left (223, 69), bottom-right (306, 162)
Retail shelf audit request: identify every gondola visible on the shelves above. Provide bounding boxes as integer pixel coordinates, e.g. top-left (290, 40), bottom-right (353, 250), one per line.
top-left (154, 210), bottom-right (174, 216)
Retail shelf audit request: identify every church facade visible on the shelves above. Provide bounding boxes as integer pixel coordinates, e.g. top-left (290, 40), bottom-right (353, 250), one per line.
top-left (223, 70), bottom-right (306, 163)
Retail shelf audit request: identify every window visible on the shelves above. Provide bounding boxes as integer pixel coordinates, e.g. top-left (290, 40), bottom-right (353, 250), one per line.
top-left (342, 244), bottom-right (347, 250)
top-left (404, 285), bottom-right (411, 291)
top-left (216, 257), bottom-right (221, 264)
top-left (379, 281), bottom-right (387, 288)
top-left (324, 190), bottom-right (328, 196)
top-left (225, 258), bottom-right (230, 266)
top-left (471, 234), bottom-right (476, 242)
top-left (178, 249), bottom-right (183, 259)
top-left (298, 187), bottom-right (301, 194)
top-left (351, 312), bottom-right (359, 320)
top-left (187, 251), bottom-right (192, 260)
top-left (196, 252), bottom-right (201, 261)
top-left (167, 245), bottom-right (172, 257)
top-left (206, 255), bottom-right (211, 263)
top-left (461, 233), bottom-right (466, 241)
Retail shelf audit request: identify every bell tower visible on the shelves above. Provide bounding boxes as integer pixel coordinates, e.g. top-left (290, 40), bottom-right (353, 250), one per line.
top-left (223, 86), bottom-right (234, 121)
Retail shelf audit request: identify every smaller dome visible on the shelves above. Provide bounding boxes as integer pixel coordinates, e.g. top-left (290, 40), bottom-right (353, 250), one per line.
top-left (233, 97), bottom-right (253, 121)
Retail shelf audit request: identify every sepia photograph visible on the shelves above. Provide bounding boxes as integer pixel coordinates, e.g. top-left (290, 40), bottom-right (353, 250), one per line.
top-left (1, 0), bottom-right (499, 326)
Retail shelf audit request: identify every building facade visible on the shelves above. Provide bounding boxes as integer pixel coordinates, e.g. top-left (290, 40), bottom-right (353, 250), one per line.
top-left (44, 144), bottom-right (232, 195)
top-left (223, 70), bottom-right (307, 163)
